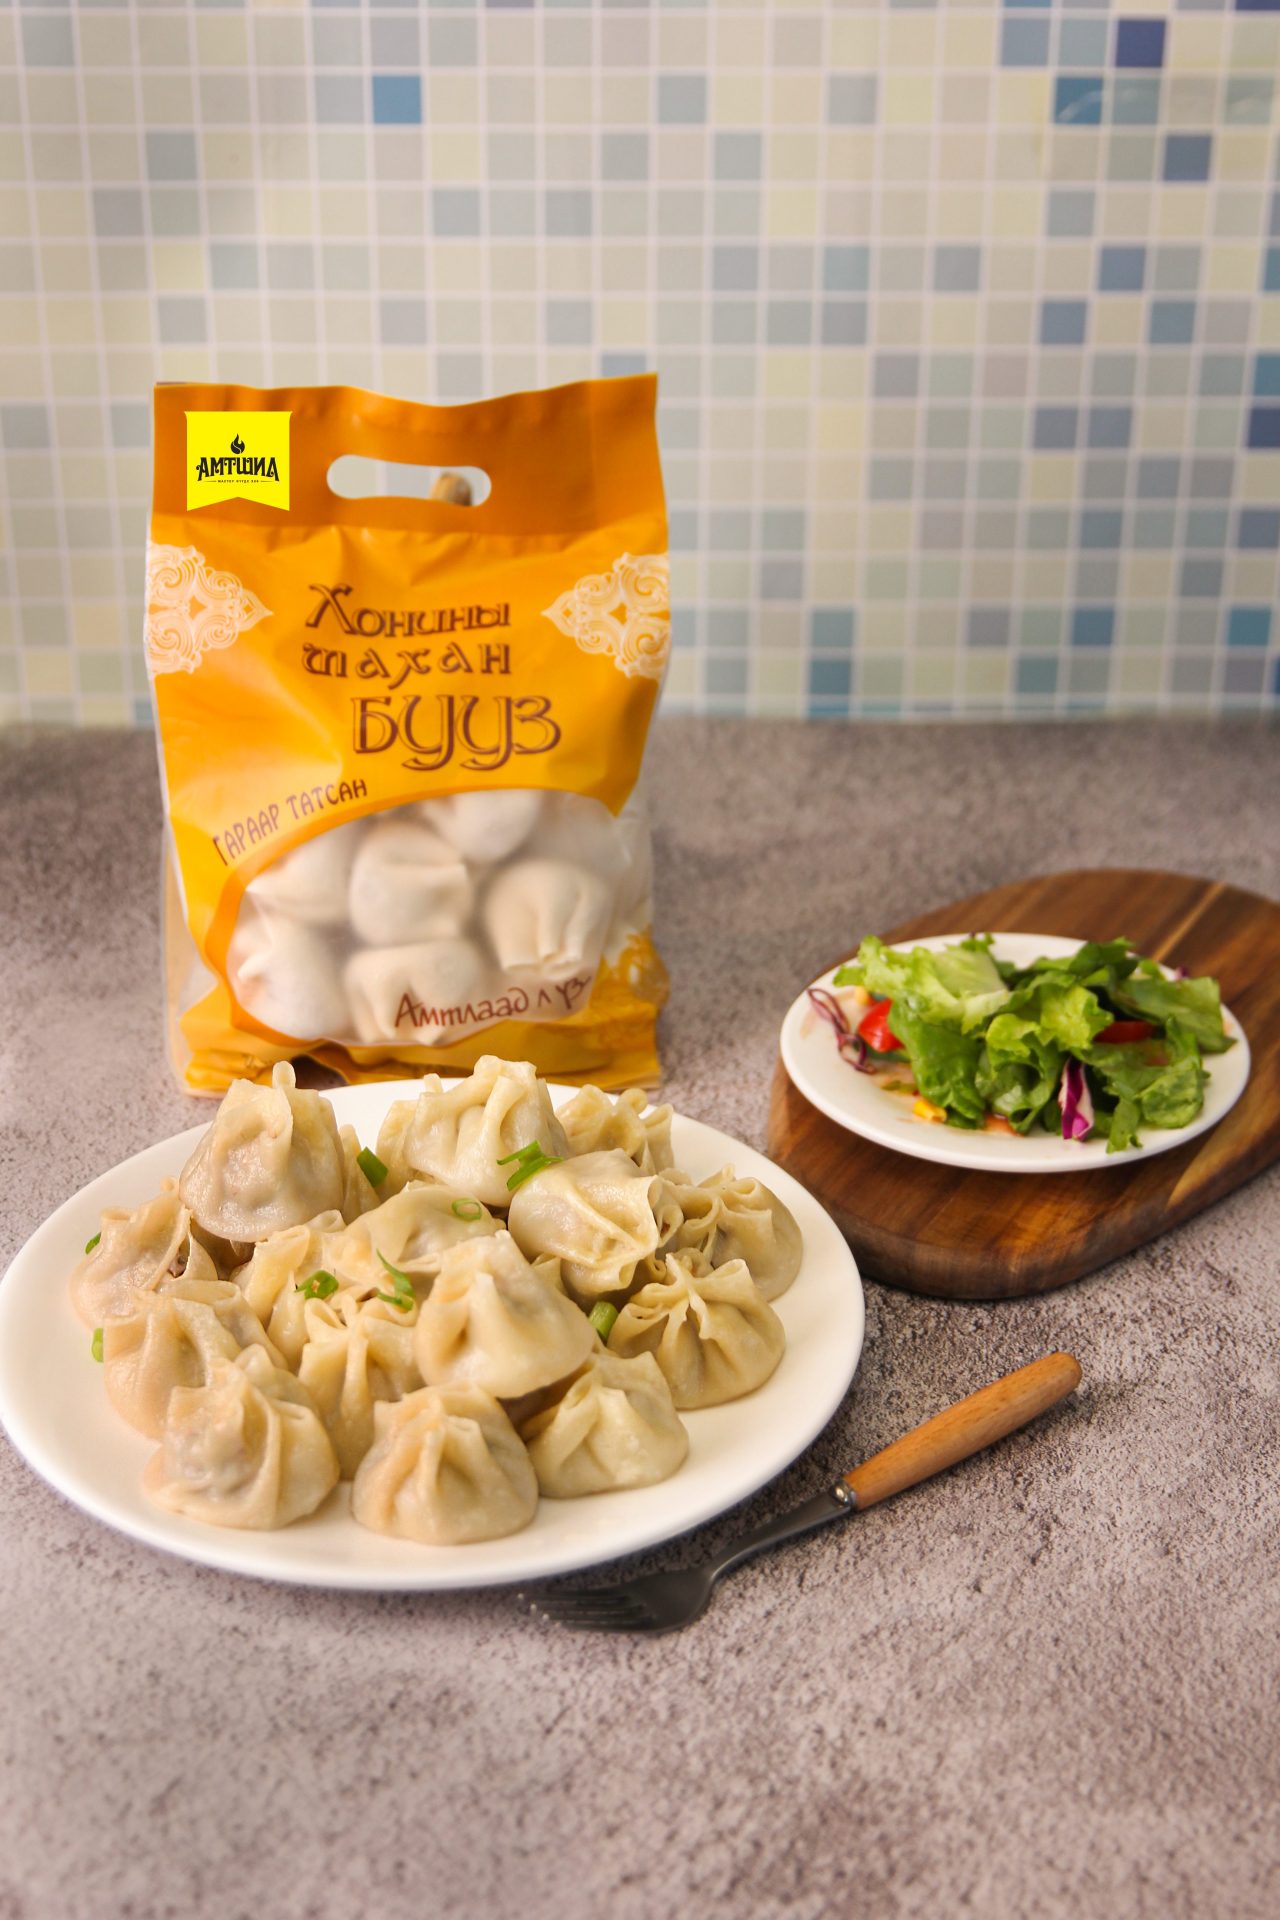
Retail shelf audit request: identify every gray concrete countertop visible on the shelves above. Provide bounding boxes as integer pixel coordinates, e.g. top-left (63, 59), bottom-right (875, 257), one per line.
top-left (1, 719), bottom-right (1277, 1920)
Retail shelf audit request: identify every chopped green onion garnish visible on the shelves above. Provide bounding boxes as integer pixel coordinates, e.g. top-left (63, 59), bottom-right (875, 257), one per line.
top-left (296, 1270), bottom-right (339, 1301)
top-left (91, 1328), bottom-right (103, 1363)
top-left (374, 1250), bottom-right (415, 1311)
top-left (451, 1198), bottom-right (483, 1222)
top-left (588, 1302), bottom-right (618, 1345)
top-left (497, 1141), bottom-right (563, 1192)
top-left (84, 1232), bottom-right (101, 1255)
top-left (356, 1146), bottom-right (388, 1188)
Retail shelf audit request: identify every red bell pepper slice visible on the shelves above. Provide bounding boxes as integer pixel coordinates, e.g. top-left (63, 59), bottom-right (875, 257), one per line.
top-left (857, 998), bottom-right (904, 1054)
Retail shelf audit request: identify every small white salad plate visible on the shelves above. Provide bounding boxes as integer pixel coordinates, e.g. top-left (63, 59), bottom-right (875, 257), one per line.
top-left (0, 1083), bottom-right (864, 1592)
top-left (781, 932), bottom-right (1250, 1176)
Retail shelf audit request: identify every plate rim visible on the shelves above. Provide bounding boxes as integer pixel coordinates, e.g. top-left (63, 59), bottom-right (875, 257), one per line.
top-left (780, 931), bottom-right (1251, 1176)
top-left (0, 1083), bottom-right (865, 1591)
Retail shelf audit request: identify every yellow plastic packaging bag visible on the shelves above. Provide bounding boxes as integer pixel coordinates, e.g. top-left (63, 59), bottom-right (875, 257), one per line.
top-left (146, 377), bottom-right (670, 1095)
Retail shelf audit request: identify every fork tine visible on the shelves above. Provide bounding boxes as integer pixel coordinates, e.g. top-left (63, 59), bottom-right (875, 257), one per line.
top-left (522, 1590), bottom-right (651, 1626)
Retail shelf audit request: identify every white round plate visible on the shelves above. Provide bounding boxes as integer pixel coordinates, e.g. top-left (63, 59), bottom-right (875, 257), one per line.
top-left (0, 1083), bottom-right (863, 1591)
top-left (781, 933), bottom-right (1251, 1175)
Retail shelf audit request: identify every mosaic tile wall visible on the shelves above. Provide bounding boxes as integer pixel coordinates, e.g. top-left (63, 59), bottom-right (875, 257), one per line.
top-left (2, 1), bottom-right (1280, 724)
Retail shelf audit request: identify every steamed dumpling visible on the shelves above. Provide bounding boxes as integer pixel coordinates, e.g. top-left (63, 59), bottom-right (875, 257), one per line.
top-left (518, 1350), bottom-right (688, 1497)
top-left (481, 858), bottom-right (612, 983)
top-left (351, 1383), bottom-right (538, 1545)
top-left (69, 1179), bottom-right (190, 1327)
top-left (698, 1166), bottom-right (803, 1303)
top-left (657, 1170), bottom-right (722, 1265)
top-left (397, 1056), bottom-right (569, 1208)
top-left (321, 1181), bottom-right (499, 1295)
top-left (245, 820), bottom-right (362, 927)
top-left (558, 1085), bottom-right (674, 1176)
top-left (227, 900), bottom-right (350, 1040)
top-left (344, 937), bottom-right (490, 1045)
top-left (102, 1265), bottom-right (283, 1438)
top-left (416, 789), bottom-right (544, 864)
top-left (234, 1209), bottom-right (347, 1366)
top-left (373, 1099), bottom-right (417, 1192)
top-left (414, 1231), bottom-right (595, 1399)
top-left (505, 1149), bottom-right (683, 1301)
top-left (297, 1291), bottom-right (423, 1478)
top-left (179, 1062), bottom-right (346, 1243)
top-left (144, 1346), bottom-right (339, 1529)
top-left (608, 1251), bottom-right (785, 1409)
top-left (347, 818), bottom-right (473, 947)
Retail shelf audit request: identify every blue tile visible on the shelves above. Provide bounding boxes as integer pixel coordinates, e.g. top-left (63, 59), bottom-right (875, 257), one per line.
top-left (1164, 135), bottom-right (1212, 183)
top-left (600, 350), bottom-right (647, 379)
top-left (809, 657), bottom-right (852, 701)
top-left (0, 404), bottom-right (51, 450)
top-left (811, 608), bottom-right (855, 650)
top-left (1266, 250), bottom-right (1280, 294)
top-left (706, 656), bottom-right (748, 700)
top-left (762, 508), bottom-right (806, 551)
top-left (1226, 607), bottom-right (1271, 648)
top-left (1001, 19), bottom-right (1050, 65)
top-left (828, 75), bottom-right (878, 124)
top-left (657, 74), bottom-right (706, 124)
top-left (761, 559), bottom-right (803, 600)
top-left (819, 301), bottom-right (866, 347)
top-left (1238, 508), bottom-right (1280, 548)
top-left (1059, 20), bottom-right (1107, 65)
top-left (712, 245), bottom-right (757, 293)
top-left (1246, 406), bottom-right (1280, 448)
top-left (712, 133), bottom-right (760, 183)
top-left (766, 302), bottom-right (812, 346)
top-left (1071, 609), bottom-right (1115, 648)
top-left (934, 245), bottom-right (981, 293)
top-left (372, 76), bottom-right (422, 125)
top-left (1055, 76), bottom-right (1103, 125)
top-left (20, 16), bottom-right (74, 66)
top-left (1098, 245), bottom-right (1145, 293)
top-left (967, 608), bottom-right (1011, 647)
top-left (1041, 300), bottom-right (1087, 346)
top-left (1047, 190), bottom-right (1094, 238)
top-left (1137, 456), bottom-right (1179, 499)
top-left (1180, 559), bottom-right (1223, 597)
top-left (146, 132), bottom-right (198, 182)
top-left (1087, 406), bottom-right (1132, 449)
top-left (669, 607), bottom-right (697, 651)
top-left (1112, 76), bottom-right (1161, 126)
top-left (823, 245), bottom-right (869, 294)
top-left (1150, 301), bottom-right (1195, 346)
top-left (1016, 655), bottom-right (1059, 698)
top-left (546, 190), bottom-right (593, 237)
top-left (1115, 18), bottom-right (1166, 66)
top-left (1081, 509), bottom-right (1124, 549)
top-left (315, 76), bottom-right (364, 124)
top-left (1185, 509), bottom-right (1230, 548)
top-left (1253, 354), bottom-right (1280, 398)
top-left (433, 189), bottom-right (480, 237)
top-left (1033, 406), bottom-right (1079, 450)
top-left (707, 609), bottom-right (748, 648)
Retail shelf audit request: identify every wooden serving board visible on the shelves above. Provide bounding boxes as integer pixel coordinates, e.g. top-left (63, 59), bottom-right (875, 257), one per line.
top-left (767, 869), bottom-right (1280, 1300)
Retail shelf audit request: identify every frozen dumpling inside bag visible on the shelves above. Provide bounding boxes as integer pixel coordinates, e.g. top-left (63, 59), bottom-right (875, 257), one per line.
top-left (227, 901), bottom-right (351, 1041)
top-left (416, 789), bottom-right (544, 865)
top-left (347, 818), bottom-right (474, 948)
top-left (481, 858), bottom-right (612, 986)
top-left (344, 937), bottom-right (492, 1047)
top-left (244, 819), bottom-right (362, 928)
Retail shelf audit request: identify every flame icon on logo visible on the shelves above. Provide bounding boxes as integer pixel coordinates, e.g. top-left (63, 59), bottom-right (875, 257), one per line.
top-left (230, 433), bottom-right (245, 454)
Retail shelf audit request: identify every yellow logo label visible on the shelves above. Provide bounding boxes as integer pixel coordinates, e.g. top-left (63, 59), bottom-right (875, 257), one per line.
top-left (186, 411), bottom-right (291, 510)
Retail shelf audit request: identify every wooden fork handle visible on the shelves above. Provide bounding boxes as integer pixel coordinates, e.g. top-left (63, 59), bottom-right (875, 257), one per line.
top-left (843, 1351), bottom-right (1082, 1511)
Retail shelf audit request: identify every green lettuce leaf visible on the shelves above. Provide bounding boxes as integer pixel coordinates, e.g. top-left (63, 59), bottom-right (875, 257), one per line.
top-left (1110, 972), bottom-right (1232, 1054)
top-left (885, 1000), bottom-right (988, 1123)
top-left (835, 935), bottom-right (1010, 1033)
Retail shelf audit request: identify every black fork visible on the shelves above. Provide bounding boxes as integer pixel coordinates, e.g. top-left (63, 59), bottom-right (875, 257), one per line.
top-left (519, 1352), bottom-right (1082, 1634)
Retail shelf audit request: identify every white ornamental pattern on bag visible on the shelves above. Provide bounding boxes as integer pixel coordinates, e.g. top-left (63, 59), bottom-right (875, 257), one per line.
top-left (542, 552), bottom-right (670, 682)
top-left (144, 543), bottom-right (272, 677)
